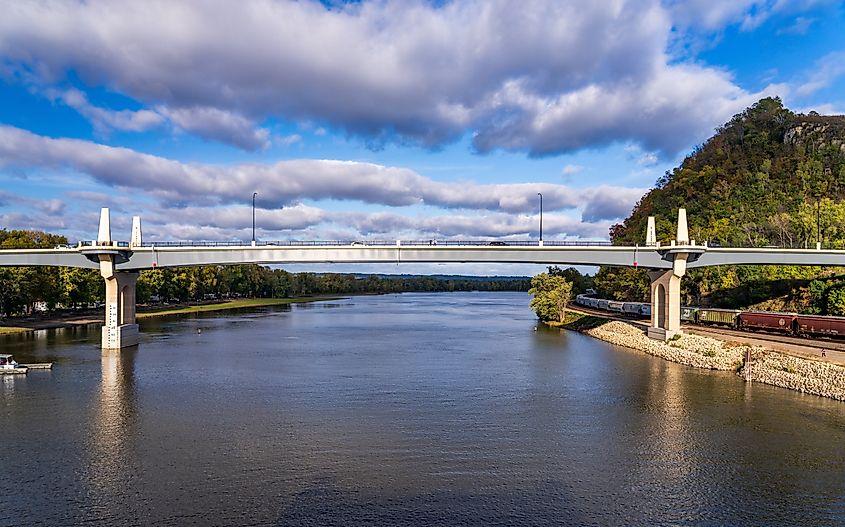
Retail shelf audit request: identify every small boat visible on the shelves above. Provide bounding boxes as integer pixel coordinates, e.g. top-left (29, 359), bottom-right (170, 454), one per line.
top-left (0, 354), bottom-right (28, 374)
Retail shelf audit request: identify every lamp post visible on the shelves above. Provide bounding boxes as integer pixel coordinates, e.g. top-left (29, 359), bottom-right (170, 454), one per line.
top-left (252, 192), bottom-right (258, 245)
top-left (537, 192), bottom-right (543, 243)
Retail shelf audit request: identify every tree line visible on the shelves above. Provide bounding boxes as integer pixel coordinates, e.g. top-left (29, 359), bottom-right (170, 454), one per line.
top-left (0, 229), bottom-right (530, 318)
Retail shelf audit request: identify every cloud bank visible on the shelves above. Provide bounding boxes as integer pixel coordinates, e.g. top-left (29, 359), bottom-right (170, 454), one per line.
top-left (0, 125), bottom-right (645, 221)
top-left (0, 0), bottom-right (780, 155)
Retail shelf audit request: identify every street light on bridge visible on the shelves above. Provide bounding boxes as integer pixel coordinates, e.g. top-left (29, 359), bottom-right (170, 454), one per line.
top-left (252, 192), bottom-right (258, 245)
top-left (537, 192), bottom-right (543, 243)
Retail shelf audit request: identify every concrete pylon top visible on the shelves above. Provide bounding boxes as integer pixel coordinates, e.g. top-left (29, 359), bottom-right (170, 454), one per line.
top-left (646, 216), bottom-right (656, 246)
top-left (676, 208), bottom-right (689, 244)
top-left (98, 208), bottom-right (111, 243)
top-left (131, 216), bottom-right (142, 247)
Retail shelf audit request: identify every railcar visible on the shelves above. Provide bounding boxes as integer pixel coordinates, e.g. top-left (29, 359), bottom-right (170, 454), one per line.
top-left (622, 302), bottom-right (651, 317)
top-left (738, 311), bottom-right (796, 334)
top-left (622, 302), bottom-right (642, 316)
top-left (597, 299), bottom-right (609, 310)
top-left (607, 301), bottom-right (625, 313)
top-left (575, 294), bottom-right (589, 307)
top-left (795, 314), bottom-right (845, 337)
top-left (696, 308), bottom-right (741, 327)
top-left (680, 306), bottom-right (698, 322)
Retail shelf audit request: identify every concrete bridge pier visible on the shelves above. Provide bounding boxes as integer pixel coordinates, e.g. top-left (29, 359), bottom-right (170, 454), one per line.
top-left (95, 208), bottom-right (139, 349)
top-left (101, 266), bottom-right (139, 349)
top-left (647, 209), bottom-right (694, 341)
top-left (647, 267), bottom-right (684, 340)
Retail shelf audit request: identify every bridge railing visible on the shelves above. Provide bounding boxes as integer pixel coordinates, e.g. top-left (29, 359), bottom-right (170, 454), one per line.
top-left (76, 241), bottom-right (130, 248)
top-left (135, 240), bottom-right (616, 248)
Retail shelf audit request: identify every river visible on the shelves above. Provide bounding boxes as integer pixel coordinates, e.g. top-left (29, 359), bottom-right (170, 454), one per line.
top-left (1, 292), bottom-right (844, 526)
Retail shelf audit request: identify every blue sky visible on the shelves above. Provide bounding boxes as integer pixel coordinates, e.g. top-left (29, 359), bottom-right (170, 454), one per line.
top-left (1, 0), bottom-right (844, 275)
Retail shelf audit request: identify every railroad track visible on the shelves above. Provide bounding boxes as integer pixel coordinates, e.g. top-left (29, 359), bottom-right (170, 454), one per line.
top-left (568, 306), bottom-right (649, 327)
top-left (683, 324), bottom-right (845, 352)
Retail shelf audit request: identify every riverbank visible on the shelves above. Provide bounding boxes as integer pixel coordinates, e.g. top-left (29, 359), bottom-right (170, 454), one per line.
top-left (555, 311), bottom-right (845, 402)
top-left (0, 326), bottom-right (31, 335)
top-left (0, 297), bottom-right (343, 332)
top-left (135, 297), bottom-right (342, 319)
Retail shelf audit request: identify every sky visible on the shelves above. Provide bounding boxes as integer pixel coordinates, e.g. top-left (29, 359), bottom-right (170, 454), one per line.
top-left (0, 0), bottom-right (844, 275)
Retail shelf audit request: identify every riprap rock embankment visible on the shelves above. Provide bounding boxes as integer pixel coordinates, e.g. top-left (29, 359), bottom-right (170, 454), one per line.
top-left (583, 321), bottom-right (845, 401)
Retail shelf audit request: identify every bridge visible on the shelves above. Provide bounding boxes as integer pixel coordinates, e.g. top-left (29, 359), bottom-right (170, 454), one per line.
top-left (3, 208), bottom-right (845, 349)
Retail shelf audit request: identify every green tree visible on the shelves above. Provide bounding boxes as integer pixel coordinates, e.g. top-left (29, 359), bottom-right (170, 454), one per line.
top-left (826, 287), bottom-right (845, 316)
top-left (529, 273), bottom-right (573, 323)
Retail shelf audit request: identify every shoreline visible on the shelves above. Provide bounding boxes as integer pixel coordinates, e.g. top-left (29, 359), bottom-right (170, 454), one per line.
top-left (554, 311), bottom-right (845, 402)
top-left (0, 297), bottom-right (344, 333)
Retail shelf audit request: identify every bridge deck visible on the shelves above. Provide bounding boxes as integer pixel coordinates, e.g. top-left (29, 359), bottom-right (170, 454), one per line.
top-left (3, 242), bottom-right (845, 270)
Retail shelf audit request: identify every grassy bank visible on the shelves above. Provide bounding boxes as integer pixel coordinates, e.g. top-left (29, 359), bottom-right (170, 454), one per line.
top-left (542, 310), bottom-right (609, 332)
top-left (136, 297), bottom-right (343, 319)
top-left (0, 326), bottom-right (32, 335)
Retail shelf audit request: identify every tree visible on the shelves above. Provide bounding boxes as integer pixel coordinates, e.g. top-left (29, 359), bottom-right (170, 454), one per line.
top-left (547, 266), bottom-right (593, 295)
top-left (529, 273), bottom-right (573, 323)
top-left (827, 287), bottom-right (845, 316)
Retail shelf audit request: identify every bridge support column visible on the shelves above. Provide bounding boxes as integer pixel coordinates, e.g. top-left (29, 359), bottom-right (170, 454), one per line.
top-left (647, 270), bottom-right (682, 340)
top-left (95, 207), bottom-right (139, 349)
top-left (101, 268), bottom-right (139, 349)
top-left (647, 208), bottom-right (691, 341)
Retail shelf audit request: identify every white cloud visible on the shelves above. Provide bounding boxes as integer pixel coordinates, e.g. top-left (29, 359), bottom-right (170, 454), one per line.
top-left (666, 0), bottom-right (775, 31)
top-left (796, 52), bottom-right (845, 97)
top-left (157, 106), bottom-right (270, 151)
top-left (135, 205), bottom-right (610, 242)
top-left (472, 65), bottom-right (783, 156)
top-left (665, 0), bottom-right (831, 32)
top-left (777, 16), bottom-right (816, 35)
top-left (561, 164), bottom-right (584, 177)
top-left (0, 125), bottom-right (646, 217)
top-left (0, 0), bottom-right (792, 157)
top-left (45, 87), bottom-right (164, 134)
top-left (637, 152), bottom-right (658, 166)
top-left (795, 102), bottom-right (845, 115)
top-left (276, 134), bottom-right (302, 147)
top-left (0, 190), bottom-right (66, 217)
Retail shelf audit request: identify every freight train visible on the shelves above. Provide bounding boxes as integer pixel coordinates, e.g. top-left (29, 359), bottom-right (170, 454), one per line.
top-left (574, 294), bottom-right (651, 317)
top-left (575, 295), bottom-right (845, 338)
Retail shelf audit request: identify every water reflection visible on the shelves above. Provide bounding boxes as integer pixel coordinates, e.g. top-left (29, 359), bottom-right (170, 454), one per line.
top-left (0, 324), bottom-right (100, 363)
top-left (1, 372), bottom-right (25, 395)
top-left (86, 347), bottom-right (139, 508)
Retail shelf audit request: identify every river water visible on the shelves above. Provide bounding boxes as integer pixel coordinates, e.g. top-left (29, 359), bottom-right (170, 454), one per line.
top-left (1, 292), bottom-right (844, 526)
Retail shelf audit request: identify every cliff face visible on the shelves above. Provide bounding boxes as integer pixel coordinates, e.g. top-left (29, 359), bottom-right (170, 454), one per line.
top-left (783, 118), bottom-right (845, 153)
top-left (595, 98), bottom-right (845, 312)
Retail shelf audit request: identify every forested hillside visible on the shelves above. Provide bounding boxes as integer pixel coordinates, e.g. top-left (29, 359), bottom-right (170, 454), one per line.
top-left (595, 97), bottom-right (845, 313)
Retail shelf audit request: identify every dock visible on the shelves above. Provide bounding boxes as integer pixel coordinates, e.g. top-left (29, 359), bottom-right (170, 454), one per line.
top-left (0, 363), bottom-right (52, 374)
